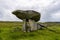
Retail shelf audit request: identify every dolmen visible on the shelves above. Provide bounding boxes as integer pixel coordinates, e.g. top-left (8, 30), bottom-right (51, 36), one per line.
top-left (12, 10), bottom-right (41, 32)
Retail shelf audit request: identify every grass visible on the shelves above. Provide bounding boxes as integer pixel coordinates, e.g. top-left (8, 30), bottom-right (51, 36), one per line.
top-left (0, 22), bottom-right (60, 40)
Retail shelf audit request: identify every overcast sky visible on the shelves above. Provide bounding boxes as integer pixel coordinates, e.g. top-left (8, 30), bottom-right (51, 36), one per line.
top-left (0, 0), bottom-right (60, 22)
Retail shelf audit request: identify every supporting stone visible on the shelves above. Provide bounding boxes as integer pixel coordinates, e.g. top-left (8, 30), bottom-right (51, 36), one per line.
top-left (37, 23), bottom-right (41, 30)
top-left (22, 19), bottom-right (31, 32)
top-left (22, 19), bottom-right (27, 32)
top-left (26, 22), bottom-right (31, 32)
top-left (22, 19), bottom-right (42, 32)
top-left (29, 19), bottom-right (38, 31)
top-left (34, 22), bottom-right (38, 30)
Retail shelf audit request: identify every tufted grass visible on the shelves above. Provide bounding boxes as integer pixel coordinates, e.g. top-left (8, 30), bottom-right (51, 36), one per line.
top-left (0, 22), bottom-right (60, 40)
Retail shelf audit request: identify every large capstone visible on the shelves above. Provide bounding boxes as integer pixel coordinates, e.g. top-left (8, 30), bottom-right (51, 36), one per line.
top-left (12, 10), bottom-right (41, 22)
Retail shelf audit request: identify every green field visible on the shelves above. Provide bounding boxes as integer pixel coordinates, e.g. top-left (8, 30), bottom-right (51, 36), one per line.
top-left (0, 22), bottom-right (60, 40)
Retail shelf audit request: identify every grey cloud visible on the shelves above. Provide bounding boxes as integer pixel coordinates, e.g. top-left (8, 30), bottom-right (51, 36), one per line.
top-left (42, 0), bottom-right (60, 22)
top-left (0, 0), bottom-right (60, 22)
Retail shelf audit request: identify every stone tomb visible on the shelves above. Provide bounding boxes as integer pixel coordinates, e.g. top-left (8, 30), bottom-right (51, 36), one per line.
top-left (12, 10), bottom-right (41, 32)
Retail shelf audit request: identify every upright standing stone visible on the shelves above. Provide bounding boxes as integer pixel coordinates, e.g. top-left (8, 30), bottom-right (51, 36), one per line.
top-left (37, 23), bottom-right (41, 29)
top-left (23, 19), bottom-right (27, 32)
top-left (29, 19), bottom-right (37, 31)
top-left (23, 19), bottom-right (31, 32)
top-left (34, 22), bottom-right (38, 30)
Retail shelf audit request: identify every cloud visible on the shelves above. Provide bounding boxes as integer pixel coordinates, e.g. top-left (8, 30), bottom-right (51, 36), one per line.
top-left (0, 0), bottom-right (60, 22)
top-left (41, 0), bottom-right (60, 22)
top-left (51, 11), bottom-right (60, 21)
